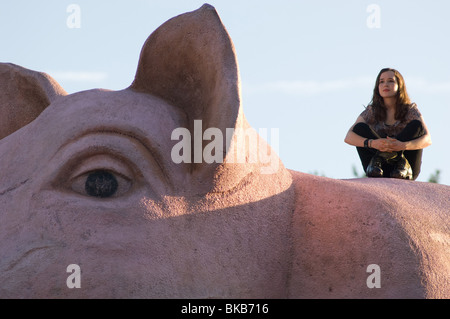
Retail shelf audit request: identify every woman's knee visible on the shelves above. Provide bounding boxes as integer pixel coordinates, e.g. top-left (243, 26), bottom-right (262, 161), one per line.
top-left (353, 122), bottom-right (369, 131)
top-left (397, 120), bottom-right (425, 141)
top-left (406, 119), bottom-right (424, 131)
top-left (405, 120), bottom-right (425, 137)
top-left (352, 122), bottom-right (375, 138)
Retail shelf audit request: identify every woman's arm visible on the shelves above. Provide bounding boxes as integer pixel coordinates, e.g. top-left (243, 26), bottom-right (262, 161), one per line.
top-left (344, 116), bottom-right (404, 152)
top-left (386, 116), bottom-right (432, 151)
top-left (344, 116), bottom-right (367, 147)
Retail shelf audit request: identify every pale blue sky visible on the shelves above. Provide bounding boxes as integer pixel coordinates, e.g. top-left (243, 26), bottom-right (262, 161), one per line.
top-left (1, 0), bottom-right (449, 185)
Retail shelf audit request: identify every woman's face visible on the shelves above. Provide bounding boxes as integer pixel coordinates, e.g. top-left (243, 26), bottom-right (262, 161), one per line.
top-left (378, 71), bottom-right (399, 99)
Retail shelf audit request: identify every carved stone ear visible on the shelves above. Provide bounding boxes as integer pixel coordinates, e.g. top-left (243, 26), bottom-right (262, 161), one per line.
top-left (0, 63), bottom-right (67, 140)
top-left (130, 4), bottom-right (241, 136)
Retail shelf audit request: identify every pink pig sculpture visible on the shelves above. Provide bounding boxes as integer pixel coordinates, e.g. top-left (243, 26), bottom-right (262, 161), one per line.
top-left (0, 4), bottom-right (449, 299)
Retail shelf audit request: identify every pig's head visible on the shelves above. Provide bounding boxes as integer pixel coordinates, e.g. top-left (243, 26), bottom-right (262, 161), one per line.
top-left (0, 4), bottom-right (294, 298)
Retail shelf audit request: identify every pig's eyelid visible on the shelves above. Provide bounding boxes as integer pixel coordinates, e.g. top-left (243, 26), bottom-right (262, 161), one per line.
top-left (67, 154), bottom-right (134, 182)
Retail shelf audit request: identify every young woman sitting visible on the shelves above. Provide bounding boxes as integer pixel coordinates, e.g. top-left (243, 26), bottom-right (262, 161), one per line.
top-left (344, 68), bottom-right (432, 180)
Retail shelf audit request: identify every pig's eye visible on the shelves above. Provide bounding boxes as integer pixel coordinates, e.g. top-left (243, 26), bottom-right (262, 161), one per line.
top-left (84, 170), bottom-right (119, 198)
top-left (46, 132), bottom-right (170, 201)
top-left (70, 169), bottom-right (132, 199)
top-left (66, 155), bottom-right (135, 199)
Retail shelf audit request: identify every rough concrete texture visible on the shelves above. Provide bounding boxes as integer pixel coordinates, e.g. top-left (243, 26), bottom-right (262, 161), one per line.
top-left (0, 4), bottom-right (448, 298)
top-left (289, 172), bottom-right (449, 298)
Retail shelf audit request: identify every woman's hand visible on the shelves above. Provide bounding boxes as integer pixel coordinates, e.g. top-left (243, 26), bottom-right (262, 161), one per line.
top-left (385, 137), bottom-right (406, 151)
top-left (371, 137), bottom-right (405, 152)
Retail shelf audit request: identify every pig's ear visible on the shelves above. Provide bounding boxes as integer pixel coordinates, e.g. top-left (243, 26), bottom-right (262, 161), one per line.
top-left (0, 63), bottom-right (67, 140)
top-left (130, 4), bottom-right (241, 134)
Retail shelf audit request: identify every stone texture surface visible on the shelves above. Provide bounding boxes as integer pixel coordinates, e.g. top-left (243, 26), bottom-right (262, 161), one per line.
top-left (289, 172), bottom-right (449, 298)
top-left (0, 4), bottom-right (448, 298)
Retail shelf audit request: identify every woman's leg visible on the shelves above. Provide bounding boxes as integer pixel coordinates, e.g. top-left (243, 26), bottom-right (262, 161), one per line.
top-left (395, 120), bottom-right (425, 180)
top-left (352, 122), bottom-right (379, 173)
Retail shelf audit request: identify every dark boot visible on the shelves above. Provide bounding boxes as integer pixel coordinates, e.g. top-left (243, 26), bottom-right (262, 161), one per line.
top-left (390, 152), bottom-right (413, 180)
top-left (366, 153), bottom-right (385, 177)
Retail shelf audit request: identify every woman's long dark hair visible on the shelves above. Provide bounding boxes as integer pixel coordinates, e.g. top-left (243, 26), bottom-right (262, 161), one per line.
top-left (368, 68), bottom-right (413, 124)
